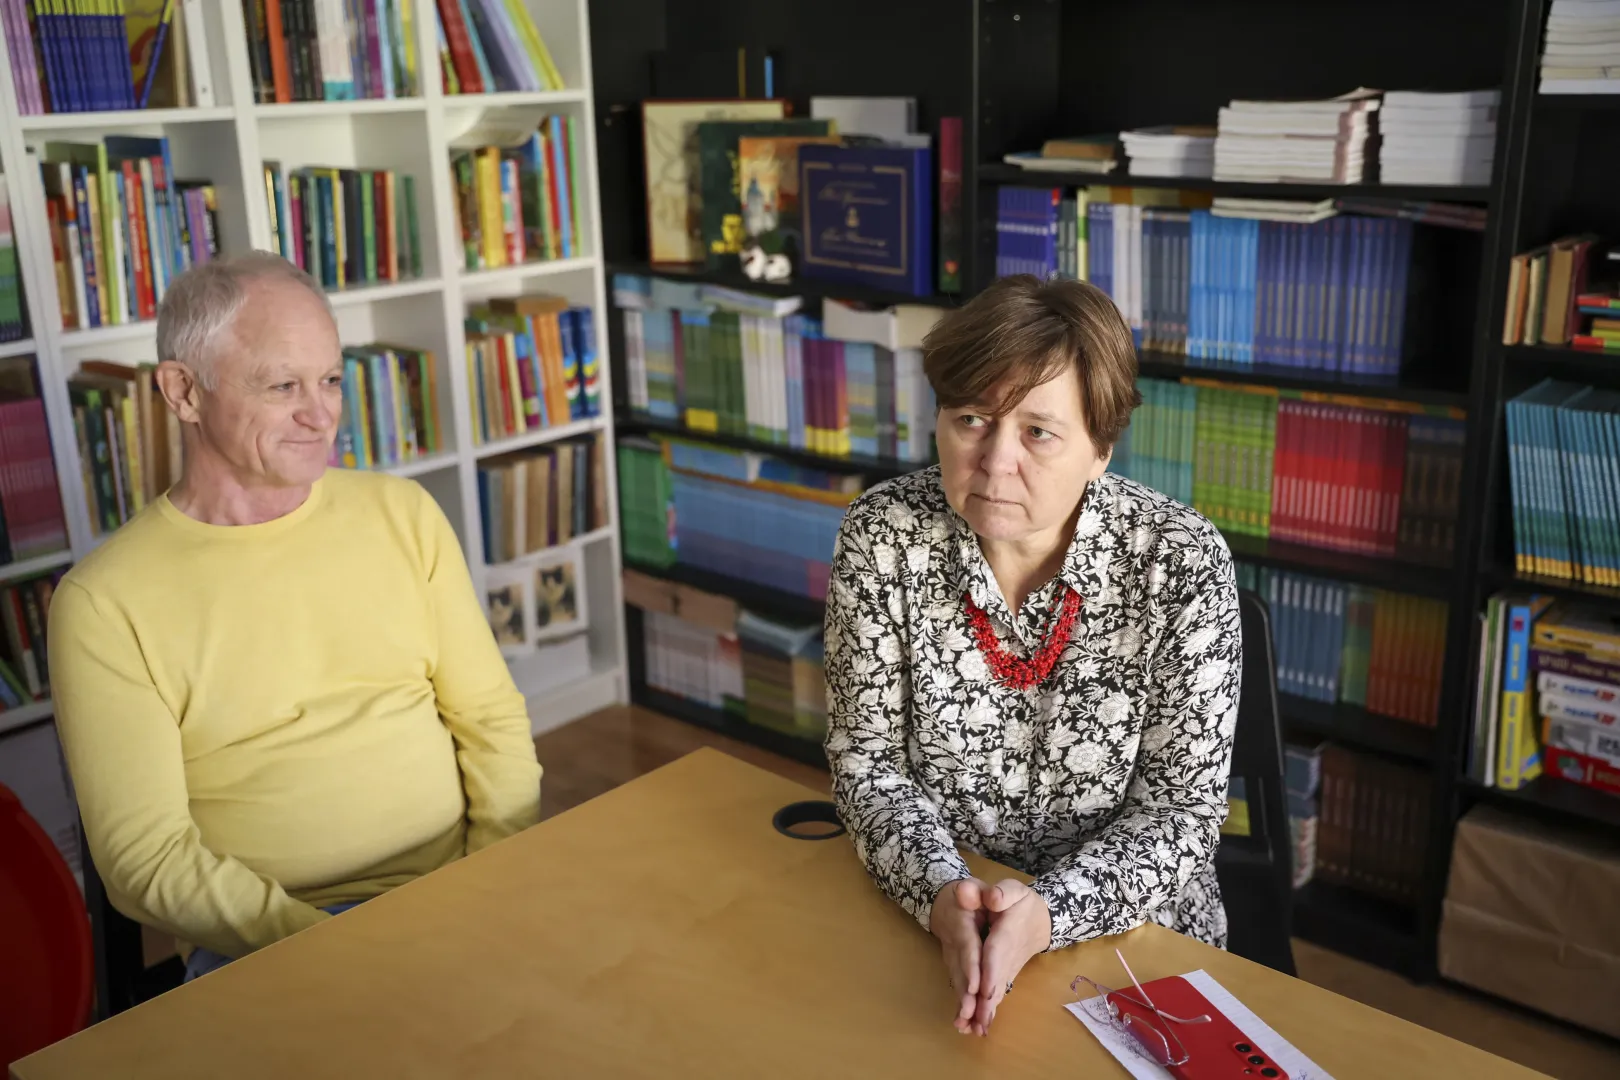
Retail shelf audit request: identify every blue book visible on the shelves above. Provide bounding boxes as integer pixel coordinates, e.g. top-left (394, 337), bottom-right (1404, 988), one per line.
top-left (798, 144), bottom-right (933, 298)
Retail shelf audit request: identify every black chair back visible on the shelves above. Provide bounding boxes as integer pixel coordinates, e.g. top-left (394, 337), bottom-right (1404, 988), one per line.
top-left (1215, 588), bottom-right (1297, 976)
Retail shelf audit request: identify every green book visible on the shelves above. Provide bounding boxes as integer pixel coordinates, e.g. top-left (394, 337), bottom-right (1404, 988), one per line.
top-left (695, 119), bottom-right (833, 273)
top-left (358, 171), bottom-right (377, 284)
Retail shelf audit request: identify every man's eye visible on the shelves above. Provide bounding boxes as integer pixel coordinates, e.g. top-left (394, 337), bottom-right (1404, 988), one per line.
top-left (272, 383), bottom-right (295, 392)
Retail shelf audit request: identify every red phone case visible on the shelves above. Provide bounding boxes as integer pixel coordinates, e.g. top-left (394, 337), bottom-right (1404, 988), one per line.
top-left (1106, 975), bottom-right (1290, 1080)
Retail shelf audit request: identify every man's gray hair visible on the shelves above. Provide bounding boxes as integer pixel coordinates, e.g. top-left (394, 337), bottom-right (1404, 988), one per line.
top-left (156, 251), bottom-right (334, 389)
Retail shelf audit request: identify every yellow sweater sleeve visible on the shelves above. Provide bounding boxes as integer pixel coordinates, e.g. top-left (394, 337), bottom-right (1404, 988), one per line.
top-left (48, 580), bottom-right (330, 959)
top-left (419, 496), bottom-right (542, 852)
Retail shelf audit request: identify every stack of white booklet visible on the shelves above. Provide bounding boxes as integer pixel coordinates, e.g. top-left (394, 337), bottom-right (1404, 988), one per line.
top-left (1120, 126), bottom-right (1216, 178)
top-left (1541, 0), bottom-right (1620, 93)
top-left (1213, 89), bottom-right (1381, 184)
top-left (1379, 89), bottom-right (1498, 186)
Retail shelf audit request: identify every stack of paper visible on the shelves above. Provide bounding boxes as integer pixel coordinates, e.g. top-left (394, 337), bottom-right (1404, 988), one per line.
top-left (1210, 197), bottom-right (1337, 223)
top-left (1003, 134), bottom-right (1118, 174)
top-left (1379, 90), bottom-right (1498, 186)
top-left (1213, 89), bottom-right (1381, 184)
top-left (1120, 126), bottom-right (1216, 178)
top-left (1541, 0), bottom-right (1620, 93)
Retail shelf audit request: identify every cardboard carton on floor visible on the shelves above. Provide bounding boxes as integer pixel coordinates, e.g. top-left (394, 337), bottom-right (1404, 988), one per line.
top-left (1439, 804), bottom-right (1620, 1038)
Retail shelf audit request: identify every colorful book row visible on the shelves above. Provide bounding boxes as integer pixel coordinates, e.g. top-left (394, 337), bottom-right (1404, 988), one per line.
top-left (2, 0), bottom-right (179, 112)
top-left (1259, 565), bottom-right (1448, 725)
top-left (434, 0), bottom-right (562, 95)
top-left (476, 433), bottom-right (607, 565)
top-left (330, 343), bottom-right (443, 470)
top-left (618, 436), bottom-right (674, 568)
top-left (264, 163), bottom-right (423, 291)
top-left (39, 140), bottom-right (219, 331)
top-left (1314, 745), bottom-right (1432, 905)
top-left (0, 182), bottom-right (26, 342)
top-left (244, 0), bottom-right (419, 103)
top-left (452, 115), bottom-right (584, 270)
top-left (0, 569), bottom-right (59, 710)
top-left (1110, 378), bottom-right (1467, 567)
top-left (0, 358), bottom-right (68, 564)
top-left (66, 358), bottom-right (182, 537)
top-left (464, 294), bottom-right (600, 446)
top-left (1021, 185), bottom-right (1418, 376)
top-left (1504, 378), bottom-right (1620, 585)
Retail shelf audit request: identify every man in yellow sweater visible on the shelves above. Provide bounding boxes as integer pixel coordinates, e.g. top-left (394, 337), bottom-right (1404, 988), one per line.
top-left (47, 252), bottom-right (543, 981)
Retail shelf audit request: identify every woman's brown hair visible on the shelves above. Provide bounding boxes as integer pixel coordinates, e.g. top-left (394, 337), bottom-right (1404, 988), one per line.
top-left (922, 275), bottom-right (1141, 457)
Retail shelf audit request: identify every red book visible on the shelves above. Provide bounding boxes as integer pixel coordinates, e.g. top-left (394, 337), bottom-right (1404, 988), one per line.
top-left (1379, 414), bottom-right (1409, 557)
top-left (1271, 402), bottom-right (1299, 542)
top-left (374, 173), bottom-right (393, 281)
top-left (1300, 404), bottom-right (1329, 548)
top-left (1544, 744), bottom-right (1620, 796)
top-left (833, 341), bottom-right (849, 454)
top-left (937, 117), bottom-right (963, 292)
top-left (120, 161), bottom-right (156, 320)
top-left (1338, 407), bottom-right (1365, 552)
top-left (434, 0), bottom-right (484, 93)
top-left (0, 399), bottom-right (65, 560)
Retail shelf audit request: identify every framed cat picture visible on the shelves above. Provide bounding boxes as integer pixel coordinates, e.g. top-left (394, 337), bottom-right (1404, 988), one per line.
top-left (532, 548), bottom-right (588, 642)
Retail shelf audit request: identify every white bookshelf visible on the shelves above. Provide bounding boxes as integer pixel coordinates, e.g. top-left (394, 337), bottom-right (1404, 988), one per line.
top-left (0, 1), bottom-right (627, 738)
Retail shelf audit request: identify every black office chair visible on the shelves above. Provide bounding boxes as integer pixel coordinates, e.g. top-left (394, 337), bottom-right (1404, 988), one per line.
top-left (80, 825), bottom-right (184, 1019)
top-left (1214, 589), bottom-right (1297, 976)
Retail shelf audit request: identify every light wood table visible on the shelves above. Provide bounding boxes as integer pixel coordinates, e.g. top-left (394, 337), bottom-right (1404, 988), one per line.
top-left (12, 749), bottom-right (1545, 1079)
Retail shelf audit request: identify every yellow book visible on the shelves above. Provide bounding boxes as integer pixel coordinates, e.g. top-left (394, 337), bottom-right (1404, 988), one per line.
top-left (502, 332), bottom-right (523, 438)
top-left (502, 0), bottom-right (563, 90)
top-left (475, 149), bottom-right (505, 268)
top-left (353, 361), bottom-right (374, 468)
top-left (465, 341), bottom-right (484, 446)
top-left (120, 394), bottom-right (145, 513)
top-left (397, 0), bottom-right (419, 94)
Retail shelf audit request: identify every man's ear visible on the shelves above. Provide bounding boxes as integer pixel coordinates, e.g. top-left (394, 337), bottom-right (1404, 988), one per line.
top-left (155, 360), bottom-right (202, 424)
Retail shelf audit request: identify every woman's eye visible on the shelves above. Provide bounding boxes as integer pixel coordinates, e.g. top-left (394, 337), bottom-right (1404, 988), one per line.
top-left (958, 414), bottom-right (986, 429)
top-left (1029, 427), bottom-right (1054, 442)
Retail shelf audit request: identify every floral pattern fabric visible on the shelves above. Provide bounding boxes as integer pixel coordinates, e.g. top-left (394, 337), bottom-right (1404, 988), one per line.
top-left (823, 467), bottom-right (1241, 951)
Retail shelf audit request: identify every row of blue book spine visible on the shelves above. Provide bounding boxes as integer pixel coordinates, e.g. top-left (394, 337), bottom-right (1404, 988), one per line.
top-left (1506, 378), bottom-right (1620, 586)
top-left (669, 471), bottom-right (848, 601)
top-left (994, 186), bottom-right (1058, 279)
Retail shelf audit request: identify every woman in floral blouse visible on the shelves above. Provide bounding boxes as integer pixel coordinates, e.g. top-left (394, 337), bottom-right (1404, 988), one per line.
top-left (823, 275), bottom-right (1241, 1038)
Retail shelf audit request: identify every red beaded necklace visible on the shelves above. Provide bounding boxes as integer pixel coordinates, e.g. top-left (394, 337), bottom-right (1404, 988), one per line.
top-left (963, 586), bottom-right (1082, 691)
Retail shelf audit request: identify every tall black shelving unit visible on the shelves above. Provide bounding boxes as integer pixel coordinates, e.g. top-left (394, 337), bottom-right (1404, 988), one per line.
top-left (587, 0), bottom-right (1601, 990)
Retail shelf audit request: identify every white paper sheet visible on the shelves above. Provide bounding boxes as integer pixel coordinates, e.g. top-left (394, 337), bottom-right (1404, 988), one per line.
top-left (1064, 969), bottom-right (1334, 1080)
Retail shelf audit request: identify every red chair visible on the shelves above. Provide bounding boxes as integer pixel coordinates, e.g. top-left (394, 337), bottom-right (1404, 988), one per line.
top-left (0, 781), bottom-right (93, 1068)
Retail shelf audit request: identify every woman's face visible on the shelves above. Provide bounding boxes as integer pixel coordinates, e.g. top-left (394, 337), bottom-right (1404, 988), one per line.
top-left (936, 364), bottom-right (1110, 546)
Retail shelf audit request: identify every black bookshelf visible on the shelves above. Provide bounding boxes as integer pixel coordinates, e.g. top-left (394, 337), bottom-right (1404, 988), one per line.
top-left (624, 558), bottom-right (825, 627)
top-left (1485, 564), bottom-right (1620, 606)
top-left (1463, 777), bottom-right (1620, 831)
top-left (632, 683), bottom-right (829, 770)
top-left (976, 163), bottom-right (1492, 206)
top-left (590, 0), bottom-right (1549, 986)
top-left (1292, 880), bottom-right (1423, 978)
top-left (1500, 342), bottom-right (1620, 379)
top-left (1279, 695), bottom-right (1437, 765)
top-left (607, 260), bottom-right (962, 310)
top-left (618, 412), bottom-right (918, 481)
top-left (1138, 350), bottom-right (1470, 410)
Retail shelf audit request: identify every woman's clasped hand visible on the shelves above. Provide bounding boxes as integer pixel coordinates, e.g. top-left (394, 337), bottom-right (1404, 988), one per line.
top-left (932, 877), bottom-right (1053, 1036)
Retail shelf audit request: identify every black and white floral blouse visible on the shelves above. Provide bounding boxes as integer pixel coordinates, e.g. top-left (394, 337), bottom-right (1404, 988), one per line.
top-left (823, 467), bottom-right (1241, 951)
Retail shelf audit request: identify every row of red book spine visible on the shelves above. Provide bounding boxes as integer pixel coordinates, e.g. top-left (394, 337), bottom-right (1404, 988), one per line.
top-left (1272, 400), bottom-right (1408, 557)
top-left (0, 397), bottom-right (68, 564)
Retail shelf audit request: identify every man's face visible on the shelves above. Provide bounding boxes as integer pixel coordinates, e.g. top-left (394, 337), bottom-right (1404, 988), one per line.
top-left (194, 278), bottom-right (343, 488)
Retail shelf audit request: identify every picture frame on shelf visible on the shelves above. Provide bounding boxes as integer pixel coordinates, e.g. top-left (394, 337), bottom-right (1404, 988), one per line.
top-left (533, 546), bottom-right (587, 642)
top-left (486, 565), bottom-right (535, 659)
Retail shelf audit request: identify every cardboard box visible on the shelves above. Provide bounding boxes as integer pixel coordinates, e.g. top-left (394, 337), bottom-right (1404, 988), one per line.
top-left (1439, 804), bottom-right (1620, 1038)
top-left (620, 569), bottom-right (737, 636)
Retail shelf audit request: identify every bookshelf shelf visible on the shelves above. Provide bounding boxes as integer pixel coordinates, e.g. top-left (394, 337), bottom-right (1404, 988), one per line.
top-left (523, 659), bottom-right (625, 737)
top-left (380, 452), bottom-right (460, 479)
top-left (0, 338), bottom-right (34, 359)
top-left (57, 320), bottom-right (157, 349)
top-left (327, 278), bottom-right (446, 308)
top-left (17, 107), bottom-right (237, 131)
top-left (632, 682), bottom-right (828, 770)
top-left (459, 256), bottom-right (599, 287)
top-left (1292, 879), bottom-right (1422, 977)
top-left (0, 698), bottom-right (54, 737)
top-left (1484, 565), bottom-right (1620, 605)
top-left (975, 163), bottom-right (1493, 205)
top-left (254, 99), bottom-right (427, 119)
top-left (1221, 532), bottom-right (1453, 598)
top-left (616, 412), bottom-right (920, 479)
top-left (1501, 342), bottom-right (1620, 379)
top-left (1464, 778), bottom-right (1620, 831)
top-left (444, 89), bottom-right (590, 108)
top-left (607, 260), bottom-right (963, 311)
top-left (488, 525), bottom-right (615, 572)
top-left (624, 559), bottom-right (825, 626)
top-left (1136, 351), bottom-right (1471, 410)
top-left (0, 549), bottom-right (72, 586)
top-left (1278, 694), bottom-right (1436, 764)
top-left (474, 416), bottom-right (608, 460)
top-left (1534, 92), bottom-right (1620, 110)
